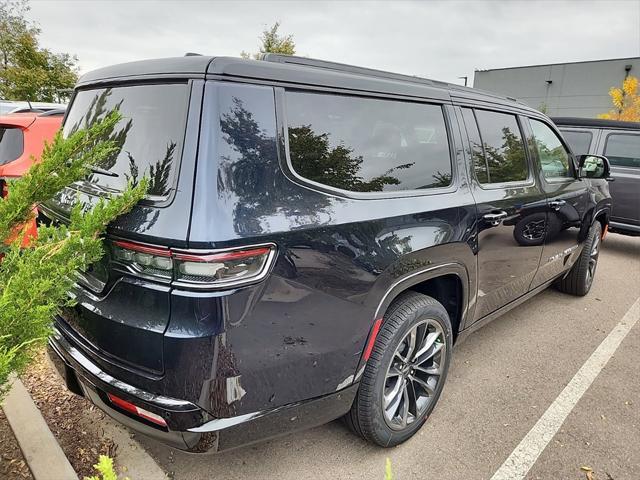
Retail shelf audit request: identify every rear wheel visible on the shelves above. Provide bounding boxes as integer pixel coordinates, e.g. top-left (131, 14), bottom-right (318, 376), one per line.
top-left (557, 221), bottom-right (602, 296)
top-left (345, 292), bottom-right (452, 447)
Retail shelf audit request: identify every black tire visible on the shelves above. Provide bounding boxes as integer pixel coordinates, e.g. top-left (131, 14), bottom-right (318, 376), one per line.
top-left (345, 291), bottom-right (453, 447)
top-left (556, 222), bottom-right (602, 296)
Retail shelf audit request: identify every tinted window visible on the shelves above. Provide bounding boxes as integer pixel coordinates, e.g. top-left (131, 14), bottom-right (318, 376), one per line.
top-left (285, 91), bottom-right (452, 193)
top-left (604, 134), bottom-right (640, 168)
top-left (530, 120), bottom-right (572, 179)
top-left (0, 127), bottom-right (23, 166)
top-left (63, 84), bottom-right (189, 197)
top-left (460, 108), bottom-right (488, 183)
top-left (474, 110), bottom-right (528, 184)
top-left (560, 129), bottom-right (592, 156)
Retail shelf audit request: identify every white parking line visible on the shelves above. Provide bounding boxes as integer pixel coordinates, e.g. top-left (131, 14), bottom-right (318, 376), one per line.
top-left (490, 297), bottom-right (640, 480)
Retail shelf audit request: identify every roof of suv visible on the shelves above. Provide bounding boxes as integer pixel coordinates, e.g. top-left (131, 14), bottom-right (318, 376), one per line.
top-left (552, 117), bottom-right (640, 130)
top-left (78, 54), bottom-right (539, 115)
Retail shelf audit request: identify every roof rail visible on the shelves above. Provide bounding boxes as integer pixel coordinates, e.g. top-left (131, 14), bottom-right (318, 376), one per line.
top-left (39, 108), bottom-right (66, 117)
top-left (8, 107), bottom-right (45, 114)
top-left (258, 54), bottom-right (525, 106)
top-left (259, 53), bottom-right (450, 89)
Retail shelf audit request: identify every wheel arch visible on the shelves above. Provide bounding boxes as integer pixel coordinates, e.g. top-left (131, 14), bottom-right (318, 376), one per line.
top-left (353, 262), bottom-right (470, 383)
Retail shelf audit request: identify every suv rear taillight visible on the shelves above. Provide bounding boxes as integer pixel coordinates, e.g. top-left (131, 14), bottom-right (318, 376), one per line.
top-left (111, 241), bottom-right (276, 290)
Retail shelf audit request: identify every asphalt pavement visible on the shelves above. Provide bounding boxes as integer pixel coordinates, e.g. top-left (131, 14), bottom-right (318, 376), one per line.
top-left (140, 233), bottom-right (640, 480)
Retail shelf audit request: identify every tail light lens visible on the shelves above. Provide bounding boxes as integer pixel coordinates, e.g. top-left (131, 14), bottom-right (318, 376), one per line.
top-left (112, 241), bottom-right (172, 279)
top-left (110, 241), bottom-right (276, 289)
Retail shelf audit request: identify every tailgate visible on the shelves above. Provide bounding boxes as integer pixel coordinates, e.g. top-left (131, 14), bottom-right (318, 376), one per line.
top-left (40, 80), bottom-right (203, 374)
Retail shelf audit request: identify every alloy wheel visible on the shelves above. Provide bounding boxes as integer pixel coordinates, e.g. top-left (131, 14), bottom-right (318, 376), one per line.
top-left (382, 319), bottom-right (446, 430)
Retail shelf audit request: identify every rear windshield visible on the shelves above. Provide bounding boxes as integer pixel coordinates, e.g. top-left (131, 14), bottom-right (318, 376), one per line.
top-left (63, 83), bottom-right (189, 198)
top-left (0, 126), bottom-right (24, 166)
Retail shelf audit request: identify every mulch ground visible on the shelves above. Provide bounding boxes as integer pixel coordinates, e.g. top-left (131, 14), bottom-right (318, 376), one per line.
top-left (20, 349), bottom-right (118, 479)
top-left (0, 407), bottom-right (33, 479)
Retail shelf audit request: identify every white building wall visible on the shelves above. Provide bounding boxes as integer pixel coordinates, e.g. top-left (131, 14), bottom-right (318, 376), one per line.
top-left (473, 57), bottom-right (640, 118)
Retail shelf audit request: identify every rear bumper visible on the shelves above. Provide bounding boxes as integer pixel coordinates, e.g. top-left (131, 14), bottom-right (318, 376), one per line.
top-left (48, 326), bottom-right (358, 452)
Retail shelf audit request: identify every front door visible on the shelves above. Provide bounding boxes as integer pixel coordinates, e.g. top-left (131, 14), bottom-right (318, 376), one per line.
top-left (525, 118), bottom-right (591, 289)
top-left (459, 108), bottom-right (546, 322)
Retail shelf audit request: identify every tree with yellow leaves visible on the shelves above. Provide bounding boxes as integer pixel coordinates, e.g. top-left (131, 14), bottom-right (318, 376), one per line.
top-left (598, 75), bottom-right (640, 122)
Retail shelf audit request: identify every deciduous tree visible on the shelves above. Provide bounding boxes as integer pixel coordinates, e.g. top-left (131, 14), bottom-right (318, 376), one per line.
top-left (598, 75), bottom-right (640, 122)
top-left (0, 0), bottom-right (78, 102)
top-left (241, 21), bottom-right (296, 60)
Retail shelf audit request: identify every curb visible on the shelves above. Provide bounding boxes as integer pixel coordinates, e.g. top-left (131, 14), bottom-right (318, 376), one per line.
top-left (2, 376), bottom-right (77, 480)
top-left (99, 417), bottom-right (170, 480)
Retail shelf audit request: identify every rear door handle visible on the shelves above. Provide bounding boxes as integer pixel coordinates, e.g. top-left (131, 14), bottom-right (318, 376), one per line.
top-left (483, 211), bottom-right (508, 226)
top-left (549, 200), bottom-right (566, 211)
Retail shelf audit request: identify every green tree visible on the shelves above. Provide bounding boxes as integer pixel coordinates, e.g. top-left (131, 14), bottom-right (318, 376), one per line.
top-left (240, 21), bottom-right (296, 59)
top-left (0, 0), bottom-right (78, 102)
top-left (0, 109), bottom-right (148, 397)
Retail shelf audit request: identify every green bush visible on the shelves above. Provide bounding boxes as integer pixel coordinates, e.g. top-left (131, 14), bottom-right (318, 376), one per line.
top-left (84, 455), bottom-right (129, 480)
top-left (0, 110), bottom-right (147, 397)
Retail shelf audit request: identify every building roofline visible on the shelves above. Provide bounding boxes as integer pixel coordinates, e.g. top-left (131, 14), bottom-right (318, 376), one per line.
top-left (475, 56), bottom-right (640, 73)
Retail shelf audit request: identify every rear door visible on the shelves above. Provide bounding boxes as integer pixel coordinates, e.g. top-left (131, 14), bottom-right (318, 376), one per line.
top-left (525, 118), bottom-right (591, 288)
top-left (459, 107), bottom-right (546, 321)
top-left (600, 131), bottom-right (640, 231)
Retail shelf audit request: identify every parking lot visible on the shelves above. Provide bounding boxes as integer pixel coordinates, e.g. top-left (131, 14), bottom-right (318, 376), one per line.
top-left (137, 233), bottom-right (640, 480)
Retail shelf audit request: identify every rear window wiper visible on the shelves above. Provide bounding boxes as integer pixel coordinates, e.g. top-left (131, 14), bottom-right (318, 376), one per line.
top-left (90, 165), bottom-right (119, 177)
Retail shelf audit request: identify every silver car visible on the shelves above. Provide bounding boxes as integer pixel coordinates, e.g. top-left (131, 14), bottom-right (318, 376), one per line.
top-left (554, 117), bottom-right (640, 236)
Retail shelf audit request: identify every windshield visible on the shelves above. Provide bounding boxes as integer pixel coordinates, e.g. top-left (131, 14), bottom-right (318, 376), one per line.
top-left (63, 83), bottom-right (189, 198)
top-left (0, 126), bottom-right (24, 166)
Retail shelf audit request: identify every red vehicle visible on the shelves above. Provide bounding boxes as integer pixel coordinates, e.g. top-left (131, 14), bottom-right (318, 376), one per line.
top-left (0, 110), bottom-right (64, 245)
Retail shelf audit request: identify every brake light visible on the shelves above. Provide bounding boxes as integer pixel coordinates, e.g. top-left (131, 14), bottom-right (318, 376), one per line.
top-left (110, 241), bottom-right (276, 289)
top-left (107, 393), bottom-right (167, 428)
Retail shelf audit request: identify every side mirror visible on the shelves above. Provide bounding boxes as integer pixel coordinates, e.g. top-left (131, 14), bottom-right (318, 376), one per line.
top-left (577, 154), bottom-right (612, 180)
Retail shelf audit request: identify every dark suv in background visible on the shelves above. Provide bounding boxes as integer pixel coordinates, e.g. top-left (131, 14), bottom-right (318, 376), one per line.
top-left (45, 54), bottom-right (612, 453)
top-left (554, 117), bottom-right (640, 236)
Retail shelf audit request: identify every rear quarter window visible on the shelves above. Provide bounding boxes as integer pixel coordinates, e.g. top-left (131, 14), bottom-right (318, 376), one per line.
top-left (0, 126), bottom-right (24, 166)
top-left (604, 133), bottom-right (640, 168)
top-left (285, 91), bottom-right (453, 194)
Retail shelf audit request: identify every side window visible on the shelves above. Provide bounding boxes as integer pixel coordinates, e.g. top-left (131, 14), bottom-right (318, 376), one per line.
top-left (530, 119), bottom-right (573, 179)
top-left (460, 108), bottom-right (488, 183)
top-left (0, 127), bottom-right (24, 166)
top-left (559, 129), bottom-right (592, 157)
top-left (604, 134), bottom-right (640, 168)
top-left (285, 91), bottom-right (452, 193)
top-left (474, 110), bottom-right (528, 184)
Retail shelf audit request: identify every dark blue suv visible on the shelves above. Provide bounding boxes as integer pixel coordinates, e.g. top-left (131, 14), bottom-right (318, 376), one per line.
top-left (45, 54), bottom-right (612, 452)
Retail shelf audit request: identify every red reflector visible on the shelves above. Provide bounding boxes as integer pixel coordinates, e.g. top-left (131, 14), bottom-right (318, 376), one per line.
top-left (107, 393), bottom-right (167, 427)
top-left (363, 318), bottom-right (383, 361)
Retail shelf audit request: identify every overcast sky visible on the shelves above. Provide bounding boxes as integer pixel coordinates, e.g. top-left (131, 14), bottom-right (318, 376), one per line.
top-left (28, 0), bottom-right (640, 86)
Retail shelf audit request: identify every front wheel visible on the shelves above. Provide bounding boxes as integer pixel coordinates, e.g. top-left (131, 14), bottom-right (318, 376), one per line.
top-left (556, 221), bottom-right (602, 296)
top-left (344, 292), bottom-right (452, 447)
